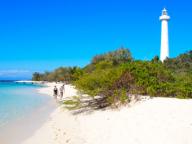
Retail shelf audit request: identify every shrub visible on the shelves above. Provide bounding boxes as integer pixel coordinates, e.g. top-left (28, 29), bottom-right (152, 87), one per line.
top-left (33, 48), bottom-right (192, 108)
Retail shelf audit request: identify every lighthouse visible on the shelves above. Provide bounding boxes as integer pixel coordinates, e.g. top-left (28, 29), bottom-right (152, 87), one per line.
top-left (160, 8), bottom-right (170, 62)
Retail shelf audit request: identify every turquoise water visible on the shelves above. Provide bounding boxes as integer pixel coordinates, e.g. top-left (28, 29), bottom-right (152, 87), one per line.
top-left (0, 82), bottom-right (52, 128)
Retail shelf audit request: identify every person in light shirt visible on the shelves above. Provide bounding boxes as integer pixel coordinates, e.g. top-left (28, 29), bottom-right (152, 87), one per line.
top-left (59, 84), bottom-right (65, 100)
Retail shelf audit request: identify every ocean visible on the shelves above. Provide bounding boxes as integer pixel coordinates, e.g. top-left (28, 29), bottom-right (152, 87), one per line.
top-left (0, 81), bottom-right (53, 128)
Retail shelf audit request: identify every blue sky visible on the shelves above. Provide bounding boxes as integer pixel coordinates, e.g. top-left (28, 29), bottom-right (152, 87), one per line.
top-left (0, 0), bottom-right (192, 79)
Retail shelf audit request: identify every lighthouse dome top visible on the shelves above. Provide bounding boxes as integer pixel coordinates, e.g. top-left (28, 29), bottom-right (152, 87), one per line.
top-left (160, 8), bottom-right (170, 21)
top-left (162, 8), bottom-right (167, 15)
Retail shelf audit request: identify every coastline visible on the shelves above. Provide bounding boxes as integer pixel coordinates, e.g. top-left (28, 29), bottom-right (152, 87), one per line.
top-left (0, 101), bottom-right (56, 144)
top-left (0, 82), bottom-right (56, 144)
top-left (21, 82), bottom-right (192, 144)
top-left (21, 82), bottom-right (80, 144)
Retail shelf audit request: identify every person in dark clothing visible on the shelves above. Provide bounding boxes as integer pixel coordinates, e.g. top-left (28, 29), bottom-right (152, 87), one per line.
top-left (53, 86), bottom-right (58, 99)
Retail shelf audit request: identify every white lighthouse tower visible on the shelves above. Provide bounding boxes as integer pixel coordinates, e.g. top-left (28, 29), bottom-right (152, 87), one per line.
top-left (160, 8), bottom-right (170, 62)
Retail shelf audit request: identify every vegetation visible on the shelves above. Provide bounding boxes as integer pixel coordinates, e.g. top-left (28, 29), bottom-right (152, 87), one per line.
top-left (164, 51), bottom-right (192, 73)
top-left (32, 67), bottom-right (83, 82)
top-left (32, 48), bottom-right (192, 107)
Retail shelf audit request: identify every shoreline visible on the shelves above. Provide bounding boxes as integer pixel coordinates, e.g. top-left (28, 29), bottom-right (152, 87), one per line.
top-left (21, 82), bottom-right (80, 144)
top-left (0, 101), bottom-right (56, 144)
top-left (3, 81), bottom-right (192, 144)
top-left (0, 83), bottom-right (57, 144)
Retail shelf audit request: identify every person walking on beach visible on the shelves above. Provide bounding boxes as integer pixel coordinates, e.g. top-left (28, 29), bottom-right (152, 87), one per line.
top-left (53, 86), bottom-right (58, 99)
top-left (60, 84), bottom-right (65, 100)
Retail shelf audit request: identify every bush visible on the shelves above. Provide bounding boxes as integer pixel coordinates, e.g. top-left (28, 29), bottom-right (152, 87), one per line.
top-left (91, 48), bottom-right (132, 65)
top-left (33, 48), bottom-right (192, 108)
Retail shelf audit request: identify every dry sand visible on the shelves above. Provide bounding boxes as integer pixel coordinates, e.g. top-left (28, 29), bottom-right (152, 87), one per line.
top-left (21, 82), bottom-right (192, 144)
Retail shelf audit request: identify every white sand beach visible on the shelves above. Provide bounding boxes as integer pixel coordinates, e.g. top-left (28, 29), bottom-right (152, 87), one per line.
top-left (21, 82), bottom-right (192, 144)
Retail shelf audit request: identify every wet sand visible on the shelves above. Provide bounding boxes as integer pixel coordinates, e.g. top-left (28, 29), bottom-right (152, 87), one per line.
top-left (0, 88), bottom-right (57, 144)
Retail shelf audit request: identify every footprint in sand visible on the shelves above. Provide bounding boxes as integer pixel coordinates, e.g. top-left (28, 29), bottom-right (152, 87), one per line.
top-left (66, 139), bottom-right (70, 143)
